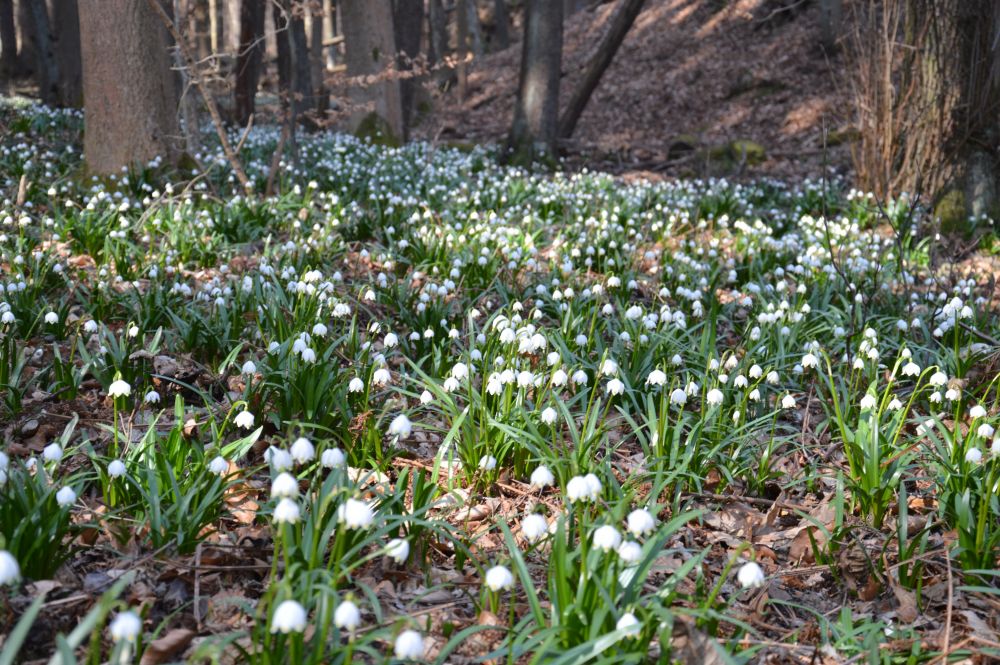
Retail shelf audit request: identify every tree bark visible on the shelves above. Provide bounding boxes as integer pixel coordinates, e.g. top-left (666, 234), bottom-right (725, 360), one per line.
top-left (340, 0), bottom-right (404, 141)
top-left (209, 0), bottom-right (224, 54)
top-left (507, 0), bottom-right (562, 163)
top-left (0, 0), bottom-right (18, 78)
top-left (79, 0), bottom-right (180, 173)
top-left (427, 0), bottom-right (446, 65)
top-left (818, 0), bottom-right (841, 53)
top-left (308, 1), bottom-right (328, 115)
top-left (49, 0), bottom-right (81, 107)
top-left (15, 0), bottom-right (36, 77)
top-left (457, 0), bottom-right (468, 98)
top-left (26, 0), bottom-right (60, 105)
top-left (492, 0), bottom-right (509, 51)
top-left (234, 0), bottom-right (264, 125)
top-left (393, 0), bottom-right (423, 136)
top-left (558, 0), bottom-right (644, 139)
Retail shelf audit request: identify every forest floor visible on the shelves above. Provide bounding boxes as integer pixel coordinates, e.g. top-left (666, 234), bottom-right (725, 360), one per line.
top-left (414, 0), bottom-right (854, 181)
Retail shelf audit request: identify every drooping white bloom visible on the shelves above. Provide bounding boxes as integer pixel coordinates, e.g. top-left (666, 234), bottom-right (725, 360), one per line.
top-left (737, 561), bottom-right (766, 589)
top-left (479, 455), bottom-right (497, 470)
top-left (108, 380), bottom-right (131, 398)
top-left (108, 459), bottom-right (127, 477)
top-left (385, 538), bottom-right (410, 564)
top-left (242, 360), bottom-right (257, 375)
top-left (273, 498), bottom-right (301, 524)
top-left (42, 443), bottom-right (63, 463)
top-left (606, 378), bottom-right (625, 396)
top-left (901, 361), bottom-right (920, 377)
top-left (389, 414), bottom-right (412, 439)
top-left (338, 498), bottom-right (374, 530)
top-left (290, 437), bottom-right (315, 464)
top-left (566, 475), bottom-right (592, 503)
top-left (646, 369), bottom-right (667, 386)
top-left (109, 611), bottom-right (142, 643)
top-left (978, 423), bottom-right (995, 439)
top-left (334, 600), bottom-right (361, 632)
top-left (521, 514), bottom-right (548, 543)
top-left (706, 389), bottom-right (724, 406)
top-left (571, 370), bottom-right (589, 385)
top-left (348, 377), bottom-right (364, 393)
top-left (372, 368), bottom-right (392, 386)
top-left (530, 465), bottom-right (555, 489)
top-left (617, 540), bottom-right (642, 565)
top-left (394, 629), bottom-right (425, 660)
top-left (966, 447), bottom-right (984, 464)
top-left (929, 371), bottom-right (948, 387)
top-left (626, 508), bottom-right (656, 538)
top-left (56, 486), bottom-right (76, 507)
top-left (601, 359), bottom-right (618, 376)
top-left (270, 600), bottom-right (307, 633)
top-left (144, 390), bottom-right (160, 404)
top-left (322, 448), bottom-right (346, 468)
top-left (592, 525), bottom-right (622, 552)
top-left (670, 388), bottom-right (687, 406)
top-left (383, 332), bottom-right (398, 348)
top-left (781, 394), bottom-right (796, 409)
top-left (859, 394), bottom-right (877, 410)
top-left (801, 353), bottom-right (818, 369)
top-left (485, 565), bottom-right (514, 591)
top-left (0, 550), bottom-right (19, 585)
top-left (234, 410), bottom-right (255, 429)
top-left (208, 456), bottom-right (229, 475)
top-left (266, 447), bottom-right (293, 471)
top-left (616, 612), bottom-right (641, 637)
top-left (44, 311), bottom-right (58, 325)
top-left (541, 407), bottom-right (557, 424)
top-left (970, 405), bottom-right (987, 419)
top-left (271, 472), bottom-right (299, 499)
top-left (584, 473), bottom-right (603, 498)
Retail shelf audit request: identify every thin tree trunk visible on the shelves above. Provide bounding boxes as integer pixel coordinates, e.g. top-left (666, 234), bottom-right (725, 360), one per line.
top-left (819, 0), bottom-right (841, 53)
top-left (49, 0), bottom-right (81, 107)
top-left (26, 0), bottom-right (59, 105)
top-left (558, 0), bottom-right (644, 139)
top-left (466, 0), bottom-right (482, 55)
top-left (234, 0), bottom-right (264, 125)
top-left (307, 0), bottom-right (328, 116)
top-left (427, 0), bottom-right (446, 65)
top-left (79, 0), bottom-right (180, 173)
top-left (172, 0), bottom-right (201, 155)
top-left (393, 0), bottom-right (423, 136)
top-left (507, 0), bottom-right (562, 163)
top-left (457, 0), bottom-right (468, 98)
top-left (287, 0), bottom-right (313, 125)
top-left (273, 0), bottom-right (291, 108)
top-left (492, 0), bottom-right (509, 51)
top-left (209, 0), bottom-right (223, 54)
top-left (0, 0), bottom-right (18, 78)
top-left (16, 0), bottom-right (36, 77)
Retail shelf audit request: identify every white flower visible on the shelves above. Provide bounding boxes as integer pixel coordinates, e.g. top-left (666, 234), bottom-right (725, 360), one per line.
top-left (208, 456), bottom-right (229, 475)
top-left (338, 498), bottom-right (374, 529)
top-left (592, 525), bottom-right (622, 552)
top-left (300, 348), bottom-right (317, 363)
top-left (606, 378), bottom-right (625, 396)
top-left (626, 508), bottom-right (656, 538)
top-left (271, 472), bottom-right (299, 499)
top-left (601, 359), bottom-right (618, 376)
top-left (420, 390), bottom-right (433, 404)
top-left (452, 363), bottom-right (469, 380)
top-left (970, 405), bottom-right (987, 419)
top-left (530, 465), bottom-right (554, 489)
top-left (348, 377), bottom-right (364, 393)
top-left (109, 611), bottom-right (142, 643)
top-left (44, 311), bottom-right (58, 325)
top-left (108, 379), bottom-right (131, 398)
top-left (584, 473), bottom-right (602, 498)
top-left (108, 459), bottom-right (127, 477)
top-left (290, 437), bottom-right (315, 464)
top-left (56, 486), bottom-right (76, 507)
top-left (646, 369), bottom-right (667, 386)
top-left (144, 390), bottom-right (160, 404)
top-left (566, 475), bottom-right (591, 502)
top-left (385, 538), bottom-right (410, 564)
top-left (273, 498), bottom-right (301, 524)
top-left (737, 561), bottom-right (766, 589)
top-left (42, 443), bottom-right (63, 463)
top-left (616, 612), bottom-right (641, 637)
top-left (521, 514), bottom-right (548, 543)
top-left (485, 565), bottom-right (514, 591)
top-left (234, 410), bottom-right (255, 429)
top-left (929, 371), bottom-right (948, 387)
top-left (372, 368), bottom-right (392, 386)
top-left (242, 360), bottom-right (257, 375)
top-left (270, 600), bottom-right (307, 634)
top-left (541, 407), bottom-right (557, 424)
top-left (394, 629), bottom-right (425, 660)
top-left (706, 389), bottom-right (723, 406)
top-left (322, 448), bottom-right (346, 468)
top-left (479, 455), bottom-right (497, 470)
top-left (389, 414), bottom-right (412, 439)
top-left (978, 423), bottom-right (995, 439)
top-left (617, 540), bottom-right (642, 564)
top-left (312, 323), bottom-right (328, 337)
top-left (266, 447), bottom-right (293, 471)
top-left (888, 397), bottom-right (903, 410)
top-left (551, 369), bottom-right (568, 386)
top-left (383, 332), bottom-right (398, 348)
top-left (572, 369), bottom-right (589, 385)
top-left (966, 447), bottom-right (984, 464)
top-left (0, 550), bottom-right (20, 585)
top-left (901, 362), bottom-right (920, 377)
top-left (781, 394), bottom-right (796, 409)
top-left (670, 388), bottom-right (687, 406)
top-left (801, 353), bottom-right (818, 369)
top-left (859, 394), bottom-right (877, 410)
top-left (334, 600), bottom-right (361, 632)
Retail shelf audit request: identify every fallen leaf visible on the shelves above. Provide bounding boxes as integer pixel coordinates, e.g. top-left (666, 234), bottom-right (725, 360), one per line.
top-left (139, 628), bottom-right (195, 665)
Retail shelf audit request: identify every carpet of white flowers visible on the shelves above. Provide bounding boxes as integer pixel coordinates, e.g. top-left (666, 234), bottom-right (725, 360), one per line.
top-left (2, 100), bottom-right (1000, 663)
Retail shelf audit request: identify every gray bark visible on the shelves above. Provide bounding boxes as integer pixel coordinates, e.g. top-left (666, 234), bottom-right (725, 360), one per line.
top-left (508, 0), bottom-right (562, 163)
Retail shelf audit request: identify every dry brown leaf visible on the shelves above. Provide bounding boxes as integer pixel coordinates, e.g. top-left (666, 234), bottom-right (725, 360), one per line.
top-left (139, 628), bottom-right (195, 665)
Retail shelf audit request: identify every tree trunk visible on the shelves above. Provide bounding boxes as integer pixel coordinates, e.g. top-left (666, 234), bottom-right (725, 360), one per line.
top-left (191, 0), bottom-right (211, 61)
top-left (308, 0), bottom-right (328, 115)
top-left (427, 0), bottom-right (446, 65)
top-left (273, 0), bottom-right (291, 106)
top-left (0, 0), bottom-right (18, 78)
top-left (209, 0), bottom-right (223, 54)
top-left (49, 0), bottom-right (81, 107)
top-left (79, 0), bottom-right (180, 173)
top-left (340, 0), bottom-right (404, 141)
top-left (466, 0), bottom-right (482, 55)
top-left (393, 0), bottom-right (423, 136)
top-left (558, 0), bottom-right (644, 139)
top-left (507, 0), bottom-right (562, 163)
top-left (172, 0), bottom-right (201, 155)
top-left (225, 0), bottom-right (240, 53)
top-left (492, 0), bottom-right (509, 51)
top-left (16, 0), bottom-right (36, 77)
top-left (26, 0), bottom-right (60, 105)
top-left (287, 0), bottom-right (313, 124)
top-left (818, 0), bottom-right (841, 53)
top-left (456, 0), bottom-right (468, 98)
top-left (234, 0), bottom-right (264, 125)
